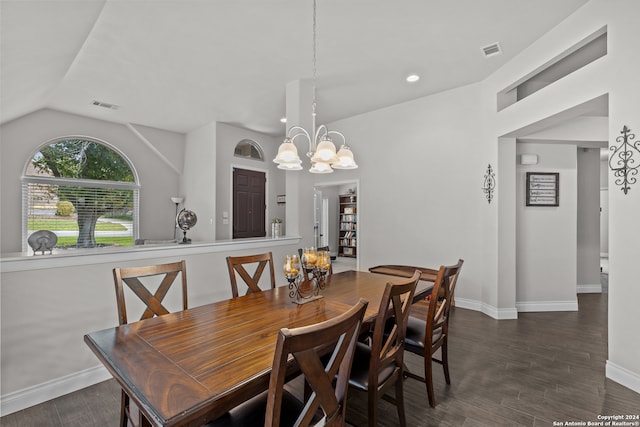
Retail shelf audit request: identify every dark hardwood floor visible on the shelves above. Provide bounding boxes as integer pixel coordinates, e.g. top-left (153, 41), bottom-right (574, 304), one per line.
top-left (2, 288), bottom-right (638, 426)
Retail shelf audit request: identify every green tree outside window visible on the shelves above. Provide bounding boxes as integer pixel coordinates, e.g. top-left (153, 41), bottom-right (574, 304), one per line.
top-left (31, 139), bottom-right (135, 248)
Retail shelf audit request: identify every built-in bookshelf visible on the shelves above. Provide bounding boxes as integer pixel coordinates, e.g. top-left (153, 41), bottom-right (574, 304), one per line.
top-left (338, 194), bottom-right (357, 257)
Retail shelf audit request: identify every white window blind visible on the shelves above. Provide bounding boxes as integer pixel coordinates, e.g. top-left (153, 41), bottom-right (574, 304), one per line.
top-left (22, 176), bottom-right (139, 253)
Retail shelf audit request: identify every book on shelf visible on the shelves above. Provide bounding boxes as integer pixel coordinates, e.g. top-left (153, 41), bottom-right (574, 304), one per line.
top-left (341, 214), bottom-right (357, 222)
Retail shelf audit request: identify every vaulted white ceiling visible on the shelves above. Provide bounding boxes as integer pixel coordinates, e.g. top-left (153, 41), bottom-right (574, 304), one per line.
top-left (1, 0), bottom-right (590, 136)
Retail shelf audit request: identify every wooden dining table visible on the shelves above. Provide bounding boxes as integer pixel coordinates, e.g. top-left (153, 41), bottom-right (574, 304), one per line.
top-left (84, 270), bottom-right (434, 427)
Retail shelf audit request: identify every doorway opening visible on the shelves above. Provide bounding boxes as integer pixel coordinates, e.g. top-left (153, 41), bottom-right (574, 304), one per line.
top-left (314, 180), bottom-right (359, 272)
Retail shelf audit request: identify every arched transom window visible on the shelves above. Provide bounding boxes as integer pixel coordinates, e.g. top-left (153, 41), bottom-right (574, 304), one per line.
top-left (234, 139), bottom-right (264, 161)
top-left (23, 137), bottom-right (139, 253)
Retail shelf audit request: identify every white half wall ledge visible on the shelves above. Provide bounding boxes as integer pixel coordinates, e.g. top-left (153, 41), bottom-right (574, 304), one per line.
top-left (1, 236), bottom-right (302, 272)
top-left (516, 300), bottom-right (579, 312)
top-left (606, 361), bottom-right (640, 395)
top-left (0, 365), bottom-right (111, 417)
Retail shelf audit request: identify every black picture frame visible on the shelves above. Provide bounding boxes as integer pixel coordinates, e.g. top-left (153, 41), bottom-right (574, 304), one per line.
top-left (526, 172), bottom-right (559, 206)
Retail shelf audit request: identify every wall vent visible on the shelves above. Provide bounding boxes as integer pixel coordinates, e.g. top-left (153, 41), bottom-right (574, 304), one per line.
top-left (92, 100), bottom-right (120, 110)
top-left (482, 42), bottom-right (502, 57)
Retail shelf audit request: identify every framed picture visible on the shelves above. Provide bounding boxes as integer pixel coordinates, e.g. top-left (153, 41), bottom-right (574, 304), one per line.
top-left (526, 172), bottom-right (559, 206)
top-left (344, 207), bottom-right (354, 214)
top-left (276, 195), bottom-right (286, 204)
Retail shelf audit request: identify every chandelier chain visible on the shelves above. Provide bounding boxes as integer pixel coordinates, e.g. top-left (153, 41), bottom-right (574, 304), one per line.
top-left (312, 0), bottom-right (317, 119)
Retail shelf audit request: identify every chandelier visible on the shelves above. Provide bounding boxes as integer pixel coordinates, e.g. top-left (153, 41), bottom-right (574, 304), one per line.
top-left (273, 0), bottom-right (357, 174)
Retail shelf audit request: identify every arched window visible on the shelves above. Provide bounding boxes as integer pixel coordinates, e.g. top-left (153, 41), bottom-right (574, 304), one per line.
top-left (234, 139), bottom-right (264, 161)
top-left (23, 137), bottom-right (139, 253)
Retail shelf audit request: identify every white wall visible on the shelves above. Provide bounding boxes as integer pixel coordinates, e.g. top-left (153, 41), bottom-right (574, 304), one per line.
top-left (313, 185), bottom-right (340, 254)
top-left (515, 143), bottom-right (578, 311)
top-left (605, 0), bottom-right (640, 391)
top-left (183, 122), bottom-right (216, 241)
top-left (288, 82), bottom-right (490, 311)
top-left (576, 148), bottom-right (601, 291)
top-left (600, 157), bottom-right (609, 255)
top-left (0, 109), bottom-right (184, 253)
top-left (496, 138), bottom-right (517, 317)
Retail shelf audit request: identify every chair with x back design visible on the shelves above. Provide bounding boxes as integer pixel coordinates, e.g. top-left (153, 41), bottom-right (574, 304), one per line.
top-left (348, 270), bottom-right (420, 427)
top-left (112, 260), bottom-right (188, 427)
top-left (226, 252), bottom-right (276, 298)
top-left (404, 259), bottom-right (464, 408)
top-left (207, 299), bottom-right (368, 427)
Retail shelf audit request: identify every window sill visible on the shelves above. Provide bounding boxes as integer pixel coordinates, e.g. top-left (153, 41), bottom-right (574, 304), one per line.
top-left (1, 235), bottom-right (301, 272)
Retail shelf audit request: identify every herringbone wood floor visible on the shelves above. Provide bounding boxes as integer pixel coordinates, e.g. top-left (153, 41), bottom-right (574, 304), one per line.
top-left (2, 291), bottom-right (639, 426)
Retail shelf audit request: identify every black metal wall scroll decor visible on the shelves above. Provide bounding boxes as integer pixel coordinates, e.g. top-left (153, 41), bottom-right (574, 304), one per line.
top-left (609, 125), bottom-right (640, 195)
top-left (482, 164), bottom-right (496, 204)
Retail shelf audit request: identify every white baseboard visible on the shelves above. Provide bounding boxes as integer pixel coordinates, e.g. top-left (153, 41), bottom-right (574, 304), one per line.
top-left (577, 283), bottom-right (603, 293)
top-left (453, 297), bottom-right (481, 312)
top-left (0, 365), bottom-right (110, 417)
top-left (606, 360), bottom-right (640, 394)
top-left (516, 299), bottom-right (579, 312)
top-left (454, 297), bottom-right (518, 320)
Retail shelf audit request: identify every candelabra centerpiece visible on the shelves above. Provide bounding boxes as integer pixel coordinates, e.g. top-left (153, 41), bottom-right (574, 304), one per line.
top-left (284, 247), bottom-right (331, 304)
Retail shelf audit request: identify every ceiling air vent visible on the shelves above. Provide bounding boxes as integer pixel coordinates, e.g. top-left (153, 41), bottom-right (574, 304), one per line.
top-left (92, 100), bottom-right (120, 110)
top-left (481, 42), bottom-right (502, 58)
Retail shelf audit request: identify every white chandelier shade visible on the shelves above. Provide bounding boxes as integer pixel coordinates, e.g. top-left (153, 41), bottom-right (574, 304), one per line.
top-left (310, 135), bottom-right (338, 164)
top-left (309, 161), bottom-right (333, 174)
top-left (333, 145), bottom-right (357, 169)
top-left (273, 138), bottom-right (303, 170)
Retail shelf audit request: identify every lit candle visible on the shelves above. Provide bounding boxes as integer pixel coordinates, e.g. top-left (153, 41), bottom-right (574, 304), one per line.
top-left (306, 248), bottom-right (317, 266)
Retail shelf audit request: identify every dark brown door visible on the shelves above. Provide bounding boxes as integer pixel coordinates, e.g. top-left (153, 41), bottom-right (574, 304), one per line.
top-left (233, 168), bottom-right (266, 238)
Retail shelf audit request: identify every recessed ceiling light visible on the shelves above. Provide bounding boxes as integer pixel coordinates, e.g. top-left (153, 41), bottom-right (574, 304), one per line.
top-left (406, 74), bottom-right (420, 83)
top-left (280, 117), bottom-right (287, 123)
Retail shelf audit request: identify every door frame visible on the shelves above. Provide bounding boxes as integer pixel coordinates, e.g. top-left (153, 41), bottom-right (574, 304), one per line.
top-left (313, 179), bottom-right (360, 270)
top-left (229, 163), bottom-right (270, 239)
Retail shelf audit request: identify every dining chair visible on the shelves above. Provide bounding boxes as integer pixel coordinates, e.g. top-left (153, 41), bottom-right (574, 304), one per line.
top-left (226, 252), bottom-right (276, 298)
top-left (347, 270), bottom-right (420, 427)
top-left (368, 264), bottom-right (443, 300)
top-left (112, 260), bottom-right (188, 427)
top-left (403, 259), bottom-right (464, 408)
top-left (207, 299), bottom-right (368, 427)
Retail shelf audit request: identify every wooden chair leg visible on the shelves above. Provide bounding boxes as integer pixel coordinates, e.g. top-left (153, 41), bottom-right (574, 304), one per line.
top-left (442, 339), bottom-right (451, 384)
top-left (120, 390), bottom-right (128, 427)
top-left (368, 390), bottom-right (378, 427)
top-left (140, 413), bottom-right (152, 427)
top-left (395, 375), bottom-right (407, 427)
top-left (424, 353), bottom-right (436, 408)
